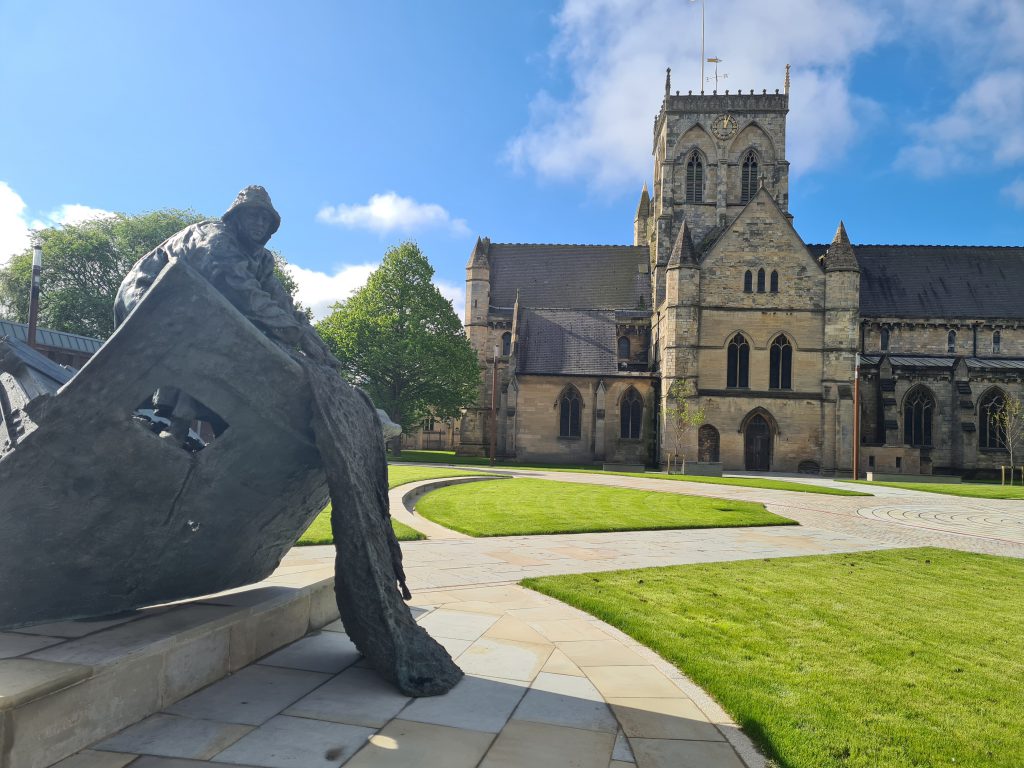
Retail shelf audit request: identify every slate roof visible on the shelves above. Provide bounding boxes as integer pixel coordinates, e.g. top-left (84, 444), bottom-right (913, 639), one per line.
top-left (0, 320), bottom-right (103, 355)
top-left (806, 244), bottom-right (1024, 319)
top-left (488, 244), bottom-right (651, 310)
top-left (518, 308), bottom-right (647, 377)
top-left (0, 336), bottom-right (76, 387)
top-left (859, 354), bottom-right (1024, 371)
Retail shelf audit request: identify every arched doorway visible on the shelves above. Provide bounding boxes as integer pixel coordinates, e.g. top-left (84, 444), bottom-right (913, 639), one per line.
top-left (744, 415), bottom-right (772, 471)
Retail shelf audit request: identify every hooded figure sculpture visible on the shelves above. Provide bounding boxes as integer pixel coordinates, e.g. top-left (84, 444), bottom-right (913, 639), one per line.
top-left (111, 186), bottom-right (463, 697)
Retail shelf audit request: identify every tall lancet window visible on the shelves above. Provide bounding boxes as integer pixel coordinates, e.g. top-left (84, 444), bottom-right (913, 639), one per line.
top-left (685, 151), bottom-right (704, 203)
top-left (727, 334), bottom-right (750, 388)
top-left (741, 151), bottom-right (759, 203)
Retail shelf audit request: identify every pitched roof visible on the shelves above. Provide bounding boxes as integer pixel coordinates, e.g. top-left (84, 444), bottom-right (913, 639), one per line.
top-left (0, 320), bottom-right (103, 355)
top-left (517, 308), bottom-right (646, 377)
top-left (488, 244), bottom-right (651, 310)
top-left (805, 244), bottom-right (1024, 319)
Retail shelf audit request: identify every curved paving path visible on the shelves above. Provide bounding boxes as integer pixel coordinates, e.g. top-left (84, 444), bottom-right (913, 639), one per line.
top-left (70, 469), bottom-right (1022, 768)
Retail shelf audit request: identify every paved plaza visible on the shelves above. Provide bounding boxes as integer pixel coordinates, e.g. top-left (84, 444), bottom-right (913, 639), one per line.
top-left (58, 470), bottom-right (1022, 768)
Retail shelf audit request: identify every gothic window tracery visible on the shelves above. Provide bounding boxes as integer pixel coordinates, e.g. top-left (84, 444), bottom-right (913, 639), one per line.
top-left (685, 151), bottom-right (704, 203)
top-left (558, 386), bottom-right (582, 438)
top-left (727, 333), bottom-right (750, 388)
top-left (903, 386), bottom-right (934, 447)
top-left (979, 388), bottom-right (1006, 450)
top-left (769, 334), bottom-right (793, 390)
top-left (947, 329), bottom-right (957, 354)
top-left (620, 387), bottom-right (643, 440)
top-left (993, 330), bottom-right (1001, 354)
top-left (880, 327), bottom-right (890, 352)
top-left (741, 150), bottom-right (759, 203)
top-left (743, 270), bottom-right (753, 293)
top-left (756, 268), bottom-right (766, 293)
top-left (770, 270), bottom-right (779, 293)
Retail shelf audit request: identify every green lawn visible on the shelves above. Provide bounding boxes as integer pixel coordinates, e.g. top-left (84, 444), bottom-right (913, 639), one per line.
top-left (296, 464), bottom-right (493, 546)
top-left (391, 451), bottom-right (869, 497)
top-left (414, 478), bottom-right (794, 536)
top-left (858, 480), bottom-right (1024, 500)
top-left (523, 548), bottom-right (1024, 768)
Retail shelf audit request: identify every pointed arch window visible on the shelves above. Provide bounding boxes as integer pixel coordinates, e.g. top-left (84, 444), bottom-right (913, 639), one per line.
top-left (769, 334), bottom-right (793, 390)
top-left (620, 387), bottom-right (644, 439)
top-left (756, 268), bottom-right (766, 293)
top-left (727, 333), bottom-right (750, 388)
top-left (558, 387), bottom-right (582, 438)
top-left (685, 151), bottom-right (704, 203)
top-left (993, 330), bottom-right (1001, 354)
top-left (743, 270), bottom-right (753, 293)
top-left (903, 386), bottom-right (934, 447)
top-left (947, 329), bottom-right (957, 354)
top-left (880, 327), bottom-right (890, 352)
top-left (501, 331), bottom-right (511, 357)
top-left (770, 270), bottom-right (779, 293)
top-left (741, 151), bottom-right (759, 203)
top-left (698, 424), bottom-right (720, 462)
top-left (979, 389), bottom-right (1007, 450)
top-left (617, 336), bottom-right (630, 359)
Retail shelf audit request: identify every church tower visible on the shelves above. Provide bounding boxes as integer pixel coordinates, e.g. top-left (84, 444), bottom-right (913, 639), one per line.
top-left (646, 70), bottom-right (791, 273)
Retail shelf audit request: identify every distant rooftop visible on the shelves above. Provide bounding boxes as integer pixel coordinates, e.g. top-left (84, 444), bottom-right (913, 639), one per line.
top-left (0, 320), bottom-right (103, 355)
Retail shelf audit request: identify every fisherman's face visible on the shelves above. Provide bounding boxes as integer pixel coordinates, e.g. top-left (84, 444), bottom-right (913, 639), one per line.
top-left (236, 208), bottom-right (274, 243)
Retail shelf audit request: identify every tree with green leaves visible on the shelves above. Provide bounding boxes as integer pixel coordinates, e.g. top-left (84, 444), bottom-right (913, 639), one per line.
top-left (0, 209), bottom-right (306, 339)
top-left (316, 242), bottom-right (479, 453)
top-left (992, 393), bottom-right (1024, 483)
top-left (664, 378), bottom-right (705, 471)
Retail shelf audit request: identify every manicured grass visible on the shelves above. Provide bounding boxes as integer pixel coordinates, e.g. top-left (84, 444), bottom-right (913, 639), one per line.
top-left (414, 478), bottom-right (794, 536)
top-left (523, 548), bottom-right (1024, 768)
top-left (296, 505), bottom-right (425, 545)
top-left (857, 480), bottom-right (1024, 499)
top-left (296, 465), bottom-right (491, 546)
top-left (392, 450), bottom-right (869, 497)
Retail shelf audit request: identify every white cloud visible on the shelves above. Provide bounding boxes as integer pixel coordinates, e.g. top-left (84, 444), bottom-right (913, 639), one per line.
top-left (892, 2), bottom-right (1023, 178)
top-left (1002, 178), bottom-right (1024, 209)
top-left (506, 0), bottom-right (885, 190)
top-left (285, 262), bottom-right (466, 323)
top-left (0, 182), bottom-right (31, 265)
top-left (46, 203), bottom-right (116, 227)
top-left (316, 192), bottom-right (469, 236)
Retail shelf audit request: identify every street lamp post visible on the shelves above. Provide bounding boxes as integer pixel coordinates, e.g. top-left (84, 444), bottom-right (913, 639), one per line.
top-left (27, 236), bottom-right (42, 349)
top-left (852, 352), bottom-right (860, 480)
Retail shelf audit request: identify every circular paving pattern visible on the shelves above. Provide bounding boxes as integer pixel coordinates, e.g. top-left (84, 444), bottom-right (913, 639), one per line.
top-left (857, 503), bottom-right (1024, 545)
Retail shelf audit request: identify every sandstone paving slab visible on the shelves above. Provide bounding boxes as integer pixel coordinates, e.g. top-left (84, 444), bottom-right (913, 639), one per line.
top-left (432, 635), bottom-right (472, 658)
top-left (541, 648), bottom-right (585, 676)
top-left (209, 715), bottom-right (374, 768)
top-left (94, 713), bottom-right (252, 759)
top-left (584, 666), bottom-right (688, 700)
top-left (0, 631), bottom-right (63, 659)
top-left (11, 612), bottom-right (149, 639)
top-left (257, 630), bottom-right (360, 674)
top-left (610, 762), bottom-right (636, 768)
top-left (529, 618), bottom-right (611, 642)
top-left (414, 609), bottom-right (498, 641)
top-left (478, 719), bottom-right (615, 768)
top-left (608, 697), bottom-right (722, 741)
top-left (630, 737), bottom-right (747, 768)
top-left (166, 664), bottom-right (330, 725)
top-left (51, 750), bottom-right (139, 768)
top-left (558, 640), bottom-right (650, 667)
top-left (126, 759), bottom-right (261, 768)
top-left (482, 615), bottom-right (551, 645)
top-left (283, 666), bottom-right (411, 728)
top-left (612, 730), bottom-right (635, 762)
top-left (343, 719), bottom-right (495, 768)
top-left (399, 674), bottom-right (527, 733)
top-left (454, 636), bottom-right (552, 681)
top-left (512, 672), bottom-right (618, 733)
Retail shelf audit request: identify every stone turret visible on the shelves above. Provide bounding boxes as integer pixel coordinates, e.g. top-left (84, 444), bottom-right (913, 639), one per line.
top-left (824, 221), bottom-right (859, 272)
top-left (663, 221), bottom-right (701, 382)
top-left (458, 236), bottom-right (493, 457)
top-left (633, 183), bottom-right (651, 247)
top-left (465, 237), bottom-right (491, 332)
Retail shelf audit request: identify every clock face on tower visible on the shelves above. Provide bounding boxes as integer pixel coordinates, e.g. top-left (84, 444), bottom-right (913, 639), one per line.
top-left (711, 113), bottom-right (738, 140)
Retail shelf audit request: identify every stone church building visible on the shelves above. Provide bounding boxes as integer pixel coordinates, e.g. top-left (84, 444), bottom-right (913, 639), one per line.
top-left (458, 74), bottom-right (1024, 476)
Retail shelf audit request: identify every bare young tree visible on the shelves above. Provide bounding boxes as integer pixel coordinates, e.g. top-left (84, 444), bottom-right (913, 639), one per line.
top-left (992, 393), bottom-right (1024, 484)
top-left (664, 379), bottom-right (705, 472)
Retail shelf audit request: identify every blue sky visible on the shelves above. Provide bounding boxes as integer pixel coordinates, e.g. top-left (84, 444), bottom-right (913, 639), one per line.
top-left (2, 0), bottom-right (1022, 319)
